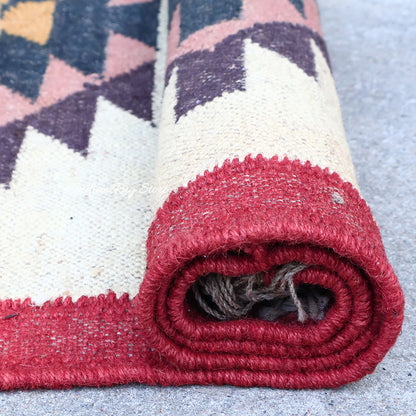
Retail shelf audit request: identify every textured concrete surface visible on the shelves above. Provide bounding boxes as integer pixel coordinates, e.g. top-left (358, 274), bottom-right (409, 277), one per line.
top-left (0, 0), bottom-right (415, 414)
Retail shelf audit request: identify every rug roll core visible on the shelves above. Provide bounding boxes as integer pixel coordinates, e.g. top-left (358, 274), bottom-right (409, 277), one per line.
top-left (141, 0), bottom-right (404, 388)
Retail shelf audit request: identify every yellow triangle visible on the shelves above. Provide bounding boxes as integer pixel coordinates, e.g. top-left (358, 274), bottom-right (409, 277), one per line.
top-left (0, 1), bottom-right (56, 46)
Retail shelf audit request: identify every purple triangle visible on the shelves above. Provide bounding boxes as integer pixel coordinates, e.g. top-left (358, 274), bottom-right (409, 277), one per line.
top-left (98, 61), bottom-right (154, 121)
top-left (0, 120), bottom-right (28, 185)
top-left (27, 88), bottom-right (99, 155)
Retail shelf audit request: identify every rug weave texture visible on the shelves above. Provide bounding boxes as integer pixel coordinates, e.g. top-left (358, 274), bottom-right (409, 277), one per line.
top-left (0, 0), bottom-right (404, 390)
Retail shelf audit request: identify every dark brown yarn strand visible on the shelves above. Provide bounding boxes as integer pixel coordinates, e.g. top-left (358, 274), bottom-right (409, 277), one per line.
top-left (190, 263), bottom-right (333, 322)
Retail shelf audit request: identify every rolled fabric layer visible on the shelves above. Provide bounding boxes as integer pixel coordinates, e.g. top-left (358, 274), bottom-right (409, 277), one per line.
top-left (140, 0), bottom-right (404, 388)
top-left (0, 0), bottom-right (404, 389)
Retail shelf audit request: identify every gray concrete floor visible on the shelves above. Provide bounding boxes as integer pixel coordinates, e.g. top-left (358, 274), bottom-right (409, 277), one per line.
top-left (1, 0), bottom-right (415, 414)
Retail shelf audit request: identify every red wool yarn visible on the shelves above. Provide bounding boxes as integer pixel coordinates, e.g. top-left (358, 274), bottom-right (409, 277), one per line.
top-left (0, 156), bottom-right (404, 389)
top-left (0, 156), bottom-right (404, 390)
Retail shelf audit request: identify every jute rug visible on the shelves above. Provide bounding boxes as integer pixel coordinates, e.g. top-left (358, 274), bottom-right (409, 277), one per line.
top-left (0, 0), bottom-right (404, 389)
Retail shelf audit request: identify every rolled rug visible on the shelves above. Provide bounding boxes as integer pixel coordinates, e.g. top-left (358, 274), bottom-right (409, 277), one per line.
top-left (0, 0), bottom-right (404, 390)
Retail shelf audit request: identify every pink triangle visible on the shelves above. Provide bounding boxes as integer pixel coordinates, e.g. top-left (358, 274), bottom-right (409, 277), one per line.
top-left (36, 56), bottom-right (99, 108)
top-left (104, 32), bottom-right (155, 80)
top-left (0, 85), bottom-right (35, 125)
top-left (108, 0), bottom-right (153, 6)
top-left (244, 0), bottom-right (322, 34)
top-left (167, 0), bottom-right (322, 65)
top-left (167, 4), bottom-right (181, 63)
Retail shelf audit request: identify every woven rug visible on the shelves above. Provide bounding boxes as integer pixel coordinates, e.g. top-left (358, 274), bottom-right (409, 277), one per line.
top-left (0, 0), bottom-right (404, 390)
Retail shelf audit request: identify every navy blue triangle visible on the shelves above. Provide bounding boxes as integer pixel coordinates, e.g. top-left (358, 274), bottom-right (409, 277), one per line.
top-left (108, 1), bottom-right (160, 48)
top-left (0, 33), bottom-right (49, 100)
top-left (169, 0), bottom-right (242, 42)
top-left (48, 0), bottom-right (109, 75)
top-left (289, 0), bottom-right (305, 18)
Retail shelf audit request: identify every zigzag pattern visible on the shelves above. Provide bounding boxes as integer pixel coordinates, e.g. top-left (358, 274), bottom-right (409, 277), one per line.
top-left (167, 22), bottom-right (329, 120)
top-left (0, 0), bottom-right (158, 185)
top-left (0, 0), bottom-right (159, 98)
top-left (165, 0), bottom-right (322, 120)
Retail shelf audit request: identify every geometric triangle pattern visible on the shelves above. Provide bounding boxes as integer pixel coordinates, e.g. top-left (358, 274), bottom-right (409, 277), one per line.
top-left (0, 0), bottom-right (56, 46)
top-left (26, 88), bottom-right (99, 155)
top-left (0, 0), bottom-right (160, 99)
top-left (0, 32), bottom-right (50, 99)
top-left (108, 1), bottom-right (160, 47)
top-left (0, 0), bottom-right (405, 394)
top-left (0, 0), bottom-right (159, 186)
top-left (47, 0), bottom-right (110, 76)
top-left (289, 0), bottom-right (305, 17)
top-left (99, 61), bottom-right (154, 120)
top-left (0, 97), bottom-right (156, 303)
top-left (168, 21), bottom-right (329, 120)
top-left (169, 0), bottom-right (242, 42)
top-left (0, 63), bottom-right (155, 186)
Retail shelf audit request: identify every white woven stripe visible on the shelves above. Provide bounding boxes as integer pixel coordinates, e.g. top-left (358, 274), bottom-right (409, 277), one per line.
top-left (0, 97), bottom-right (156, 302)
top-left (152, 0), bottom-right (169, 127)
